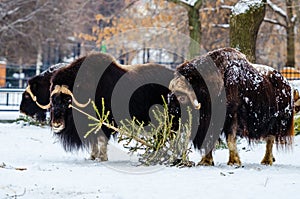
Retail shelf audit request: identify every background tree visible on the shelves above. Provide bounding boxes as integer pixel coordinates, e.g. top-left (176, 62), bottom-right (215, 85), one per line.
top-left (230, 0), bottom-right (267, 63)
top-left (1, 0), bottom-right (300, 79)
top-left (167, 0), bottom-right (202, 58)
top-left (264, 0), bottom-right (297, 67)
top-left (77, 0), bottom-right (188, 63)
top-left (0, 0), bottom-right (132, 71)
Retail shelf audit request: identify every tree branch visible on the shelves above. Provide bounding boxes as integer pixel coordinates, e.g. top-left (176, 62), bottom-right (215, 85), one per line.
top-left (194, 0), bottom-right (202, 10)
top-left (264, 18), bottom-right (287, 28)
top-left (212, 23), bottom-right (230, 29)
top-left (200, 5), bottom-right (233, 12)
top-left (167, 0), bottom-right (192, 11)
top-left (0, 0), bottom-right (50, 34)
top-left (267, 0), bottom-right (287, 19)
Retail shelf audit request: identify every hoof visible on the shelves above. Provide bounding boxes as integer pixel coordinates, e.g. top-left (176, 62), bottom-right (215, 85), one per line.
top-left (89, 155), bottom-right (108, 162)
top-left (95, 157), bottom-right (108, 162)
top-left (261, 156), bottom-right (275, 166)
top-left (227, 158), bottom-right (241, 166)
top-left (89, 155), bottom-right (96, 160)
top-left (197, 158), bottom-right (214, 166)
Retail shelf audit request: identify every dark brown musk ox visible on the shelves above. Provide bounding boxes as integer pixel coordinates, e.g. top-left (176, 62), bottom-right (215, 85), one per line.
top-left (20, 63), bottom-right (67, 122)
top-left (168, 47), bottom-right (300, 166)
top-left (48, 52), bottom-right (178, 161)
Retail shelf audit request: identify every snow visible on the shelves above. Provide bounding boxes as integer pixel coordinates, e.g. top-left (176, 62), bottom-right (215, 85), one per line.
top-left (213, 24), bottom-right (230, 28)
top-left (252, 64), bottom-right (274, 75)
top-left (180, 0), bottom-right (198, 6)
top-left (1, 122), bottom-right (300, 198)
top-left (0, 111), bottom-right (21, 120)
top-left (232, 0), bottom-right (264, 15)
top-left (267, 0), bottom-right (287, 17)
top-left (290, 80), bottom-right (300, 91)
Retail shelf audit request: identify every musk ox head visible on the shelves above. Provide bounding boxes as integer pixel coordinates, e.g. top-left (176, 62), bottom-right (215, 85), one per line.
top-left (50, 92), bottom-right (72, 133)
top-left (50, 89), bottom-right (85, 151)
top-left (169, 73), bottom-right (201, 110)
top-left (20, 63), bottom-right (67, 122)
top-left (20, 76), bottom-right (50, 122)
top-left (50, 85), bottom-right (90, 133)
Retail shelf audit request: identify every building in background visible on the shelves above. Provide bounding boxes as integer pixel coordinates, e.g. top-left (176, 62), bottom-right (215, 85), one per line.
top-left (0, 58), bottom-right (6, 88)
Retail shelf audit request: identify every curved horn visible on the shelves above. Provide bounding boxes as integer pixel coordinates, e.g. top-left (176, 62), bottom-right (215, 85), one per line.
top-left (25, 86), bottom-right (51, 109)
top-left (35, 101), bottom-right (51, 109)
top-left (169, 76), bottom-right (201, 110)
top-left (25, 86), bottom-right (37, 101)
top-left (187, 92), bottom-right (201, 110)
top-left (59, 85), bottom-right (91, 108)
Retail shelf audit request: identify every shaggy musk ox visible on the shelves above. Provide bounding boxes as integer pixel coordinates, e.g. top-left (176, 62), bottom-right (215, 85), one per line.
top-left (20, 63), bottom-right (67, 122)
top-left (49, 52), bottom-right (176, 161)
top-left (169, 47), bottom-right (300, 166)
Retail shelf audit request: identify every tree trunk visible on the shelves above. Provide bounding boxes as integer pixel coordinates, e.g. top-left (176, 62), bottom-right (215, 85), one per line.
top-left (187, 5), bottom-right (201, 58)
top-left (36, 43), bottom-right (43, 75)
top-left (286, 0), bottom-right (295, 67)
top-left (230, 0), bottom-right (266, 63)
top-left (18, 58), bottom-right (23, 88)
top-left (167, 0), bottom-right (202, 59)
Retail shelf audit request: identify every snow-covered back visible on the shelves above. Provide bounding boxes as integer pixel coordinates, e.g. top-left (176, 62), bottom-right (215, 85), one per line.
top-left (1, 122), bottom-right (300, 198)
top-left (252, 63), bottom-right (275, 74)
top-left (232, 0), bottom-right (264, 15)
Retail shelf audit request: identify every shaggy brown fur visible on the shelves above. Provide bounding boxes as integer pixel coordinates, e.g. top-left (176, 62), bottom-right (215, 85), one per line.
top-left (50, 52), bottom-right (176, 160)
top-left (169, 48), bottom-right (295, 166)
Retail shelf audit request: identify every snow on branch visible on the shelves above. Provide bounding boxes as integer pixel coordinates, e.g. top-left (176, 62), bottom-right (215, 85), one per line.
top-left (264, 18), bottom-right (287, 28)
top-left (212, 24), bottom-right (230, 29)
top-left (168, 0), bottom-right (202, 10)
top-left (232, 0), bottom-right (265, 15)
top-left (180, 0), bottom-right (198, 6)
top-left (267, 0), bottom-right (287, 18)
top-left (200, 5), bottom-right (233, 12)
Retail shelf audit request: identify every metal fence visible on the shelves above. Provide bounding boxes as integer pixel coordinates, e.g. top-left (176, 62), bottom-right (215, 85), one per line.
top-left (0, 88), bottom-right (24, 111)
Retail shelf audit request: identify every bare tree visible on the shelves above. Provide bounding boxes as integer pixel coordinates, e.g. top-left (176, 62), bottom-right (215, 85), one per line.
top-left (264, 0), bottom-right (297, 67)
top-left (0, 0), bottom-right (131, 72)
top-left (167, 0), bottom-right (202, 58)
top-left (0, 1), bottom-right (70, 65)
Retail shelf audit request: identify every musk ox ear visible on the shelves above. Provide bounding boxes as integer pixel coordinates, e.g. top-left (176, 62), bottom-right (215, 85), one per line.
top-left (28, 77), bottom-right (40, 91)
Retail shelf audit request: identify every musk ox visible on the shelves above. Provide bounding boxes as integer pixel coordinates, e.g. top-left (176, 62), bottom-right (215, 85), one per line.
top-left (49, 52), bottom-right (176, 161)
top-left (20, 63), bottom-right (67, 122)
top-left (168, 47), bottom-right (300, 166)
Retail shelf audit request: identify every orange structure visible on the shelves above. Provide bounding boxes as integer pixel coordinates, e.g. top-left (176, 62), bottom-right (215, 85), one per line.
top-left (280, 67), bottom-right (300, 81)
top-left (0, 61), bottom-right (6, 87)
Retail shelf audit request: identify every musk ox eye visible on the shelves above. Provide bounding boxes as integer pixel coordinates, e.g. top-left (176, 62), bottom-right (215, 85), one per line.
top-left (177, 95), bottom-right (188, 104)
top-left (24, 94), bottom-right (30, 99)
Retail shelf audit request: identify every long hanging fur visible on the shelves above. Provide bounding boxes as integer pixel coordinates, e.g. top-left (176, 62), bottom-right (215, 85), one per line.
top-left (50, 52), bottom-right (177, 152)
top-left (169, 48), bottom-right (294, 153)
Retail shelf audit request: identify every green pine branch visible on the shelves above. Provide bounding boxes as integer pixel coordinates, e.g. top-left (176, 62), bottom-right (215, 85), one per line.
top-left (71, 97), bottom-right (195, 167)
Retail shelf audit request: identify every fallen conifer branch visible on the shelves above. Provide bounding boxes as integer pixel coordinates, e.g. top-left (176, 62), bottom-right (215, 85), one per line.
top-left (71, 98), bottom-right (194, 167)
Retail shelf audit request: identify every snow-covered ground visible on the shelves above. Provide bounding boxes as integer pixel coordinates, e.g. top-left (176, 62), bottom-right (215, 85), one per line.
top-left (1, 122), bottom-right (300, 199)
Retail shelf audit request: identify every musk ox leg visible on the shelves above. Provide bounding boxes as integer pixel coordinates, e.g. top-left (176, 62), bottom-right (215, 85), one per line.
top-left (261, 136), bottom-right (275, 166)
top-left (227, 133), bottom-right (241, 166)
top-left (89, 135), bottom-right (108, 161)
top-left (90, 143), bottom-right (99, 160)
top-left (197, 150), bottom-right (214, 166)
